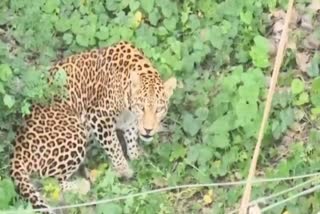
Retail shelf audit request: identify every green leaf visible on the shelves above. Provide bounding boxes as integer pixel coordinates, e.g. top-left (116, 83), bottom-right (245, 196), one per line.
top-left (96, 203), bottom-right (122, 214)
top-left (55, 18), bottom-right (71, 32)
top-left (186, 145), bottom-right (200, 163)
top-left (307, 53), bottom-right (320, 77)
top-left (311, 77), bottom-right (320, 106)
top-left (212, 133), bottom-right (230, 148)
top-left (96, 26), bottom-right (109, 41)
top-left (76, 34), bottom-right (89, 47)
top-left (208, 113), bottom-right (233, 134)
top-left (0, 82), bottom-right (4, 94)
top-left (170, 143), bottom-right (186, 161)
top-left (63, 33), bottom-right (73, 45)
top-left (195, 107), bottom-right (209, 121)
top-left (149, 9), bottom-right (160, 25)
top-left (291, 79), bottom-right (304, 95)
top-left (21, 101), bottom-right (31, 115)
top-left (240, 11), bottom-right (253, 24)
top-left (249, 35), bottom-right (270, 68)
top-left (0, 64), bottom-right (12, 82)
top-left (129, 1), bottom-right (140, 11)
top-left (163, 17), bottom-right (177, 32)
top-left (294, 92), bottom-right (309, 106)
top-left (141, 0), bottom-right (154, 13)
top-left (209, 26), bottom-right (223, 49)
top-left (3, 94), bottom-right (15, 109)
top-left (0, 178), bottom-right (16, 209)
top-left (197, 146), bottom-right (214, 166)
top-left (43, 0), bottom-right (60, 13)
top-left (311, 107), bottom-right (320, 117)
top-left (182, 113), bottom-right (201, 136)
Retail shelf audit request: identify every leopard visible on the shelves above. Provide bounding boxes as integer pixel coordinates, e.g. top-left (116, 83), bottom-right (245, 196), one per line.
top-left (9, 41), bottom-right (177, 214)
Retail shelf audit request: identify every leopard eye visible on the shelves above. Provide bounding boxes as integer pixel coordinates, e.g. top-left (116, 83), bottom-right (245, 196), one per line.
top-left (156, 107), bottom-right (165, 113)
top-left (139, 105), bottom-right (145, 111)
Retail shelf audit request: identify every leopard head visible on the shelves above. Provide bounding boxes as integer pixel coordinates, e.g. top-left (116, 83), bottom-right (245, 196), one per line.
top-left (130, 71), bottom-right (176, 142)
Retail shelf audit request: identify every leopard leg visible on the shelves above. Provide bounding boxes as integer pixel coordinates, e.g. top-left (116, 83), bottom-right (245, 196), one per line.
top-left (88, 108), bottom-right (133, 178)
top-left (122, 122), bottom-right (142, 160)
top-left (10, 160), bottom-right (55, 214)
top-left (9, 106), bottom-right (88, 214)
top-left (116, 110), bottom-right (142, 160)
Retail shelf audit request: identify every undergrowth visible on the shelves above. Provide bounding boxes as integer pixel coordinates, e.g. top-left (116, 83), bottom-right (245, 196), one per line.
top-left (0, 0), bottom-right (320, 213)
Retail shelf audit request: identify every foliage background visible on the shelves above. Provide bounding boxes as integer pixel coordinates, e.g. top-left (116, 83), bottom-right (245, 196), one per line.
top-left (0, 0), bottom-right (320, 213)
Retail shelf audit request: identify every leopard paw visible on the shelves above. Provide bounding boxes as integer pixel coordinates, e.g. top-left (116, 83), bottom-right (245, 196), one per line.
top-left (114, 163), bottom-right (134, 179)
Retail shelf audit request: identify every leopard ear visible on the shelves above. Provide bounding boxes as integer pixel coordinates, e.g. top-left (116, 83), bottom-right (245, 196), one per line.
top-left (130, 72), bottom-right (141, 92)
top-left (164, 77), bottom-right (177, 98)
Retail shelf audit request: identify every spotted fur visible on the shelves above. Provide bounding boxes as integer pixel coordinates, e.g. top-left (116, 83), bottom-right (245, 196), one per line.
top-left (9, 41), bottom-right (176, 213)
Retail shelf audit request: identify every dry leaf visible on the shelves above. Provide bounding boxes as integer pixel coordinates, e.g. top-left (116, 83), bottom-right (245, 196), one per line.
top-left (287, 36), bottom-right (297, 50)
top-left (303, 33), bottom-right (320, 49)
top-left (295, 52), bottom-right (311, 72)
top-left (151, 177), bottom-right (168, 188)
top-left (133, 11), bottom-right (143, 28)
top-left (248, 204), bottom-right (262, 214)
top-left (89, 169), bottom-right (103, 183)
top-left (73, 178), bottom-right (91, 195)
top-left (300, 14), bottom-right (313, 31)
top-left (309, 0), bottom-right (320, 12)
top-left (203, 189), bottom-right (213, 205)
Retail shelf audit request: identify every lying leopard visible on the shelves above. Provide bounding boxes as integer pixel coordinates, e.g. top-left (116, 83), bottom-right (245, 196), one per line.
top-left (9, 41), bottom-right (176, 213)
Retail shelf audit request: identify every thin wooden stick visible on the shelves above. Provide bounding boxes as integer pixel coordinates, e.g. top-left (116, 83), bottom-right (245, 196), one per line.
top-left (238, 0), bottom-right (295, 213)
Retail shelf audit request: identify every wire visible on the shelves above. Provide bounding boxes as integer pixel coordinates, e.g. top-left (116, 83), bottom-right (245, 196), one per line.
top-left (228, 176), bottom-right (320, 214)
top-left (1, 172), bottom-right (320, 214)
top-left (262, 183), bottom-right (320, 212)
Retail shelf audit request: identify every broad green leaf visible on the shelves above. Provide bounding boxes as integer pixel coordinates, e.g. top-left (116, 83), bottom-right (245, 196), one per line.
top-left (311, 77), bottom-right (320, 106)
top-left (195, 107), bottom-right (209, 121)
top-left (163, 17), bottom-right (177, 32)
top-left (240, 11), bottom-right (253, 24)
top-left (21, 101), bottom-right (31, 115)
top-left (3, 94), bottom-right (15, 108)
top-left (212, 133), bottom-right (230, 148)
top-left (43, 0), bottom-right (60, 13)
top-left (170, 143), bottom-right (186, 161)
top-left (0, 64), bottom-right (12, 82)
top-left (208, 113), bottom-right (233, 134)
top-left (186, 145), bottom-right (200, 163)
top-left (76, 34), bottom-right (89, 47)
top-left (63, 33), bottom-right (73, 45)
top-left (197, 146), bottom-right (214, 166)
top-left (182, 113), bottom-right (201, 136)
top-left (141, 0), bottom-right (154, 13)
top-left (291, 79), bottom-right (304, 95)
top-left (209, 26), bottom-right (223, 49)
top-left (96, 26), bottom-right (110, 41)
top-left (96, 203), bottom-right (122, 214)
top-left (149, 8), bottom-right (160, 25)
top-left (311, 107), bottom-right (320, 117)
top-left (249, 35), bottom-right (270, 68)
top-left (0, 178), bottom-right (16, 209)
top-left (189, 15), bottom-right (200, 31)
top-left (129, 1), bottom-right (140, 12)
top-left (0, 82), bottom-right (4, 94)
top-left (294, 92), bottom-right (309, 106)
top-left (55, 18), bottom-right (71, 32)
top-left (307, 53), bottom-right (320, 77)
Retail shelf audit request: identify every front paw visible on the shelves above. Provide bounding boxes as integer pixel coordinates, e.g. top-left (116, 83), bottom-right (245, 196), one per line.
top-left (114, 162), bottom-right (134, 179)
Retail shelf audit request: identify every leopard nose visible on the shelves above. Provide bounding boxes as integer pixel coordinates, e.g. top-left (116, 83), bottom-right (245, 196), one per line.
top-left (145, 129), bottom-right (152, 134)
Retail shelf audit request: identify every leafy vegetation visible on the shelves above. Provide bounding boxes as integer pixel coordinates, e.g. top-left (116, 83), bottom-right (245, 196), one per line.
top-left (0, 0), bottom-right (320, 213)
